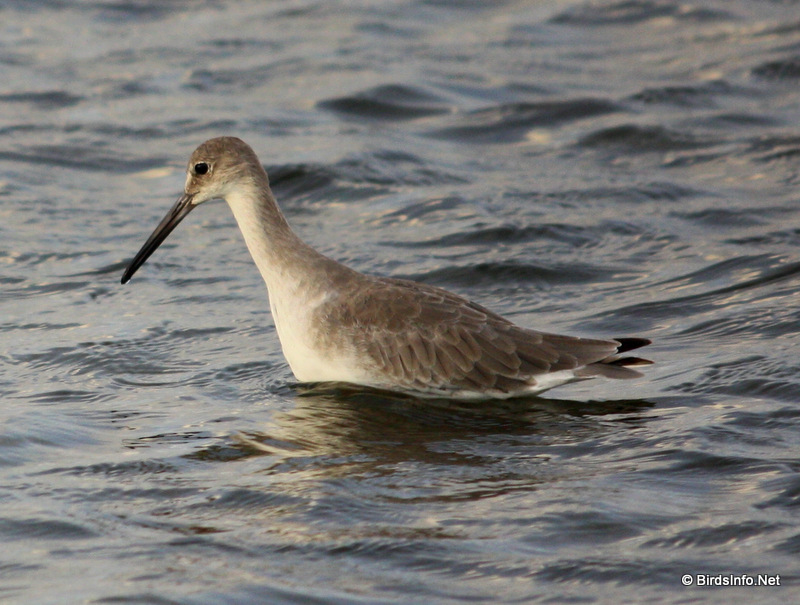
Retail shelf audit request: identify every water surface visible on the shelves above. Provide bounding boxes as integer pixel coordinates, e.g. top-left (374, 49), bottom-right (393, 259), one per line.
top-left (2, 1), bottom-right (800, 603)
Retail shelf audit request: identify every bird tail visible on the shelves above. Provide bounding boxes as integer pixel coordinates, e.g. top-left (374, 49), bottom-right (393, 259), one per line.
top-left (576, 337), bottom-right (653, 379)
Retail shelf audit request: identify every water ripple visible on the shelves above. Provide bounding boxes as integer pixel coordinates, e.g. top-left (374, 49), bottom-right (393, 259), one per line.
top-left (580, 124), bottom-right (718, 152)
top-left (550, 1), bottom-right (733, 25)
top-left (431, 98), bottom-right (622, 144)
top-left (318, 84), bottom-right (453, 121)
top-left (3, 1), bottom-right (800, 602)
top-left (752, 56), bottom-right (800, 80)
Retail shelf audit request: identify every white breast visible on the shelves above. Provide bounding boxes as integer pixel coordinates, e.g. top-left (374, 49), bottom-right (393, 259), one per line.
top-left (268, 288), bottom-right (368, 384)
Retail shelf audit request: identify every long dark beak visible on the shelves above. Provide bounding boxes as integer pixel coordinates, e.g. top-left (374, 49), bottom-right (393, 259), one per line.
top-left (121, 193), bottom-right (195, 284)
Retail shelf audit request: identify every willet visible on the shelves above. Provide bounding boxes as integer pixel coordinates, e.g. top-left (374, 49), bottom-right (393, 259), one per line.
top-left (121, 137), bottom-right (651, 398)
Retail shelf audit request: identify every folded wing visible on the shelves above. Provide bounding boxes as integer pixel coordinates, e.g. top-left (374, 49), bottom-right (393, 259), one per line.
top-left (326, 275), bottom-right (650, 396)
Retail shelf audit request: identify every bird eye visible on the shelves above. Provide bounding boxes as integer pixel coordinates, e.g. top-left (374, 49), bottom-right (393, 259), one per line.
top-left (194, 162), bottom-right (210, 175)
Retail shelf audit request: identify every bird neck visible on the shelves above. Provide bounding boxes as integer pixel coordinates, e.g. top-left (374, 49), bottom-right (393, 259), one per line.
top-left (224, 183), bottom-right (327, 293)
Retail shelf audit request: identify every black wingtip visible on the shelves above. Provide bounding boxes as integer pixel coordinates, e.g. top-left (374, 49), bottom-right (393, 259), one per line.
top-left (613, 337), bottom-right (651, 354)
top-left (606, 356), bottom-right (653, 367)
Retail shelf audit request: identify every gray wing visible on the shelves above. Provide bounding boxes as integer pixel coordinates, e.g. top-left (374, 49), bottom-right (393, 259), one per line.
top-left (325, 275), bottom-right (629, 395)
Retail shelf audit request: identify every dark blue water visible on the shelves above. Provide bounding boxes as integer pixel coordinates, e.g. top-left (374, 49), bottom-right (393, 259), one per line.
top-left (2, 1), bottom-right (800, 602)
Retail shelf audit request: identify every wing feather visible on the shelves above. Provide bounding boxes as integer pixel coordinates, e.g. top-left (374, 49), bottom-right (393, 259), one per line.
top-left (323, 273), bottom-right (646, 395)
top-left (407, 332), bottom-right (433, 368)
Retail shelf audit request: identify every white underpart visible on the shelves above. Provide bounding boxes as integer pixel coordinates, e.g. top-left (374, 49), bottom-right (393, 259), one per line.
top-left (525, 369), bottom-right (585, 394)
top-left (269, 288), bottom-right (366, 384)
top-left (405, 369), bottom-right (584, 399)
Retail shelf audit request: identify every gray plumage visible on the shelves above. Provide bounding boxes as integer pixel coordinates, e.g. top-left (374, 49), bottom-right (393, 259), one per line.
top-left (122, 136), bottom-right (652, 399)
